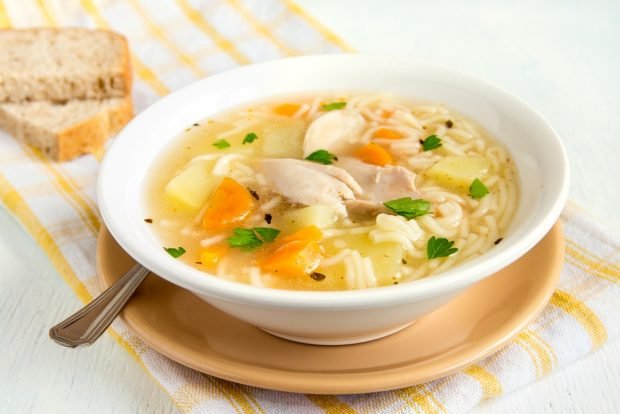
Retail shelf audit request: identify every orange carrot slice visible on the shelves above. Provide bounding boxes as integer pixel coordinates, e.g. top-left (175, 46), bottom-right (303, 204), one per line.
top-left (274, 103), bottom-right (301, 117)
top-left (201, 177), bottom-right (255, 230)
top-left (355, 143), bottom-right (393, 166)
top-left (199, 244), bottom-right (228, 269)
top-left (260, 226), bottom-right (323, 277)
top-left (374, 127), bottom-right (402, 139)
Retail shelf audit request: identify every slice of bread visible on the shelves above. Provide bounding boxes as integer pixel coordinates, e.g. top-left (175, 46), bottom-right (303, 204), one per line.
top-left (0, 28), bottom-right (132, 102)
top-left (0, 96), bottom-right (133, 161)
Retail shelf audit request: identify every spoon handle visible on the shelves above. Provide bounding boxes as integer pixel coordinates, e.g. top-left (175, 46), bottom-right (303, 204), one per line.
top-left (49, 264), bottom-right (150, 348)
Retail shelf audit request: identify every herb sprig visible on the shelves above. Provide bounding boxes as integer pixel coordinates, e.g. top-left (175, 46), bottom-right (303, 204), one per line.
top-left (227, 227), bottom-right (281, 251)
top-left (469, 178), bottom-right (489, 199)
top-left (383, 197), bottom-right (431, 220)
top-left (305, 149), bottom-right (338, 165)
top-left (321, 101), bottom-right (346, 111)
top-left (212, 139), bottom-right (230, 149)
top-left (426, 237), bottom-right (458, 259)
top-left (164, 246), bottom-right (186, 258)
top-left (421, 135), bottom-right (442, 151)
top-left (242, 132), bottom-right (258, 145)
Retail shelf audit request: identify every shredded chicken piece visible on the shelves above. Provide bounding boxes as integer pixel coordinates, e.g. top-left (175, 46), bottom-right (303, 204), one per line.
top-left (259, 159), bottom-right (361, 215)
top-left (303, 110), bottom-right (365, 157)
top-left (337, 157), bottom-right (420, 217)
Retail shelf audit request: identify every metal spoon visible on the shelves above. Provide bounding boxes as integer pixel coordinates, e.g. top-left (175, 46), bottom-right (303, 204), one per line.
top-left (49, 264), bottom-right (150, 348)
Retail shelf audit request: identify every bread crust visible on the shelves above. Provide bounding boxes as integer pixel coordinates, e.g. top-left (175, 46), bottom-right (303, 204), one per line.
top-left (0, 28), bottom-right (133, 102)
top-left (0, 95), bottom-right (134, 161)
top-left (57, 95), bottom-right (134, 161)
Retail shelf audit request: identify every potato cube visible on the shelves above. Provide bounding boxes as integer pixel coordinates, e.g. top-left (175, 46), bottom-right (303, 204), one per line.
top-left (165, 161), bottom-right (219, 212)
top-left (261, 118), bottom-right (306, 158)
top-left (278, 205), bottom-right (338, 231)
top-left (425, 156), bottom-right (491, 192)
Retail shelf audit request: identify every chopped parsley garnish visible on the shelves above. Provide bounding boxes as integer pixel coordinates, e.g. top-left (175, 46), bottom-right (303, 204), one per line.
top-left (321, 101), bottom-right (346, 111)
top-left (253, 227), bottom-right (281, 242)
top-left (227, 229), bottom-right (262, 250)
top-left (227, 227), bottom-right (281, 251)
top-left (421, 135), bottom-right (442, 151)
top-left (164, 246), bottom-right (186, 258)
top-left (469, 178), bottom-right (489, 199)
top-left (383, 197), bottom-right (431, 220)
top-left (427, 237), bottom-right (458, 259)
top-left (242, 132), bottom-right (258, 145)
top-left (305, 149), bottom-right (338, 165)
top-left (212, 139), bottom-right (230, 149)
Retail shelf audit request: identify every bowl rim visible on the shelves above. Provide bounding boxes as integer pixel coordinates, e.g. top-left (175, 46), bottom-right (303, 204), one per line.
top-left (98, 54), bottom-right (569, 310)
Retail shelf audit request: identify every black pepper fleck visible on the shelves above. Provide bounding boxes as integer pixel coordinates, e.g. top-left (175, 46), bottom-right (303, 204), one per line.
top-left (248, 188), bottom-right (260, 200)
top-left (144, 218), bottom-right (153, 223)
top-left (402, 258), bottom-right (407, 265)
top-left (446, 120), bottom-right (454, 128)
top-left (195, 261), bottom-right (203, 265)
top-left (494, 238), bottom-right (503, 245)
top-left (393, 281), bottom-right (399, 285)
top-left (310, 272), bottom-right (326, 281)
top-left (193, 123), bottom-right (199, 127)
top-left (264, 213), bottom-right (272, 224)
top-left (419, 139), bottom-right (425, 145)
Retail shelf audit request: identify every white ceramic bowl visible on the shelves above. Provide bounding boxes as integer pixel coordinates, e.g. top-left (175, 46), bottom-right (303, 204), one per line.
top-left (98, 55), bottom-right (569, 345)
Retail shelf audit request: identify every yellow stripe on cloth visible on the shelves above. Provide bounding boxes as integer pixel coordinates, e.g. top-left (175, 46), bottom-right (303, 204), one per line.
top-left (79, 0), bottom-right (171, 96)
top-left (226, 0), bottom-right (297, 56)
top-left (550, 290), bottom-right (608, 347)
top-left (0, 0), bottom-right (10, 27)
top-left (173, 378), bottom-right (261, 414)
top-left (283, 0), bottom-right (354, 52)
top-left (463, 365), bottom-right (502, 400)
top-left (396, 385), bottom-right (446, 414)
top-left (35, 0), bottom-right (56, 26)
top-left (15, 129), bottom-right (101, 237)
top-left (306, 395), bottom-right (358, 414)
top-left (175, 0), bottom-right (252, 65)
top-left (565, 238), bottom-right (620, 284)
top-left (127, 0), bottom-right (207, 77)
top-left (514, 331), bottom-right (556, 377)
top-left (0, 173), bottom-right (93, 302)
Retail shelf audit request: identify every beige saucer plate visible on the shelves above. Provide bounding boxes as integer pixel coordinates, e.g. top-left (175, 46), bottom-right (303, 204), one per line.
top-left (98, 223), bottom-right (563, 394)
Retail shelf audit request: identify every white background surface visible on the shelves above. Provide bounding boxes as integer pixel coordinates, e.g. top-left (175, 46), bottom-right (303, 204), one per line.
top-left (1, 0), bottom-right (619, 412)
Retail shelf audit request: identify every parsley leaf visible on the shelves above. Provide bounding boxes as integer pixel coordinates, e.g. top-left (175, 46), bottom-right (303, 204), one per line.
top-left (469, 178), bottom-right (489, 199)
top-left (227, 227), bottom-right (281, 251)
top-left (421, 135), bottom-right (442, 151)
top-left (227, 228), bottom-right (263, 251)
top-left (253, 227), bottom-right (281, 243)
top-left (164, 246), bottom-right (186, 258)
top-left (242, 132), bottom-right (258, 145)
top-left (305, 149), bottom-right (338, 165)
top-left (321, 101), bottom-right (346, 111)
top-left (426, 236), bottom-right (458, 259)
top-left (212, 139), bottom-right (230, 149)
top-left (383, 197), bottom-right (431, 219)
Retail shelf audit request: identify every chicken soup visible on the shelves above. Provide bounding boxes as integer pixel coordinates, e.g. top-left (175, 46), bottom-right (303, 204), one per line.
top-left (144, 93), bottom-right (519, 291)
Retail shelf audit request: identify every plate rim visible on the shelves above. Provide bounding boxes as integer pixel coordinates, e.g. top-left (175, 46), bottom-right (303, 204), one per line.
top-left (98, 222), bottom-right (564, 394)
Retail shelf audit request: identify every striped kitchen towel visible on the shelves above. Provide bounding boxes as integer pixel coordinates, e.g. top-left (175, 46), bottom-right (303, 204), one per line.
top-left (0, 1), bottom-right (618, 412)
